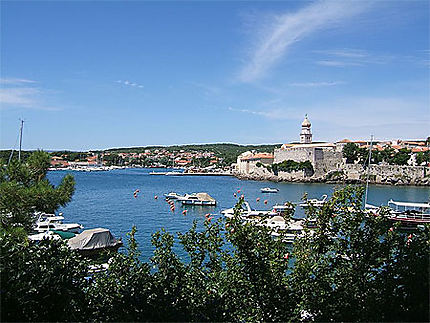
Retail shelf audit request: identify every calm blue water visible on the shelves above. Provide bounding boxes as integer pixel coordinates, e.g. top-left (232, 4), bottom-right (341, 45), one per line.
top-left (48, 168), bottom-right (429, 261)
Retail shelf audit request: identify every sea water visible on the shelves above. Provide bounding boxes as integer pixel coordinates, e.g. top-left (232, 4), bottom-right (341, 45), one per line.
top-left (48, 168), bottom-right (429, 261)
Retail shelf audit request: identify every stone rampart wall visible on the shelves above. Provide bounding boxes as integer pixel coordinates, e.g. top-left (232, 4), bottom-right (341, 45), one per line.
top-left (274, 148), bottom-right (314, 164)
top-left (342, 164), bottom-right (430, 185)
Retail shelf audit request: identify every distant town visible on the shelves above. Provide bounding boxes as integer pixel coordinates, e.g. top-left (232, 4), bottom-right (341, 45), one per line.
top-left (1, 116), bottom-right (428, 185)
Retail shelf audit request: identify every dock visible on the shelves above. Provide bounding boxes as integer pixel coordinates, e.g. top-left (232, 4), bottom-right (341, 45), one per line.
top-left (149, 172), bottom-right (233, 176)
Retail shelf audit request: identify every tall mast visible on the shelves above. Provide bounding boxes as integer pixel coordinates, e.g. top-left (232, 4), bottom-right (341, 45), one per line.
top-left (364, 134), bottom-right (374, 207)
top-left (18, 119), bottom-right (24, 162)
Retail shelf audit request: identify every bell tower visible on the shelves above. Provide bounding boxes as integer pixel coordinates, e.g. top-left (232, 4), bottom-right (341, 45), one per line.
top-left (300, 114), bottom-right (312, 144)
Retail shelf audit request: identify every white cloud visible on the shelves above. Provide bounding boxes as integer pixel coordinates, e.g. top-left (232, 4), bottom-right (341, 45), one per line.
top-left (289, 81), bottom-right (345, 87)
top-left (0, 78), bottom-right (36, 85)
top-left (0, 78), bottom-right (60, 111)
top-left (316, 60), bottom-right (363, 67)
top-left (238, 0), bottom-right (370, 82)
top-left (116, 80), bottom-right (144, 89)
top-left (228, 106), bottom-right (290, 120)
top-left (313, 48), bottom-right (369, 58)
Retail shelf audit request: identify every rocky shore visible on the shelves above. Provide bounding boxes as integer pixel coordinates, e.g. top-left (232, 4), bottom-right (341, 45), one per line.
top-left (233, 165), bottom-right (430, 187)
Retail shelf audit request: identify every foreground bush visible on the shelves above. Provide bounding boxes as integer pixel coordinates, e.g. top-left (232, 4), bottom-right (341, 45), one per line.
top-left (1, 186), bottom-right (429, 322)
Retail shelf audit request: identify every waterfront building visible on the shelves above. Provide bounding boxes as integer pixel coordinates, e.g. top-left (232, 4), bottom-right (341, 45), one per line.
top-left (236, 151), bottom-right (274, 174)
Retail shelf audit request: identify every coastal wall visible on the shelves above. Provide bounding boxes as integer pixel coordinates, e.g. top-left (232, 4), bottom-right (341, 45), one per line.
top-left (235, 164), bottom-right (430, 186)
top-left (341, 164), bottom-right (430, 186)
top-left (274, 147), bottom-right (315, 164)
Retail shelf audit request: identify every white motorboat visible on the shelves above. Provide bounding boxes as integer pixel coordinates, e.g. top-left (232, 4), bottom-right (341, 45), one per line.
top-left (221, 201), bottom-right (276, 219)
top-left (181, 192), bottom-right (216, 206)
top-left (299, 194), bottom-right (328, 208)
top-left (164, 192), bottom-right (184, 199)
top-left (165, 171), bottom-right (183, 176)
top-left (28, 230), bottom-right (61, 242)
top-left (271, 204), bottom-right (294, 215)
top-left (33, 213), bottom-right (83, 233)
top-left (261, 187), bottom-right (279, 193)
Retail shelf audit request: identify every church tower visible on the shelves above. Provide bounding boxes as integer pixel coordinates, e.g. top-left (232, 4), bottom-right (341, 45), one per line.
top-left (300, 114), bottom-right (312, 144)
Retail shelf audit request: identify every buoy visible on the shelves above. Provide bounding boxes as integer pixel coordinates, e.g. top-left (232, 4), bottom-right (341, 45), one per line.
top-left (205, 213), bottom-right (210, 218)
top-left (233, 193), bottom-right (237, 197)
top-left (154, 195), bottom-right (158, 199)
top-left (264, 200), bottom-right (268, 204)
top-left (256, 198), bottom-right (260, 202)
top-left (237, 189), bottom-right (241, 193)
top-left (182, 210), bottom-right (187, 215)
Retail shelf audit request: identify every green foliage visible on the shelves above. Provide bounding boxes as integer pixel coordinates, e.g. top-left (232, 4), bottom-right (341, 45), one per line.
top-left (415, 151), bottom-right (429, 166)
top-left (0, 230), bottom-right (90, 322)
top-left (343, 142), bottom-right (360, 164)
top-left (272, 159), bottom-right (314, 174)
top-left (0, 150), bottom-right (75, 231)
top-left (1, 187), bottom-right (429, 322)
top-left (291, 186), bottom-right (429, 321)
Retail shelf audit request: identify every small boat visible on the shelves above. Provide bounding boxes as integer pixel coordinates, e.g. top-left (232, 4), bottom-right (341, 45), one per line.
top-left (261, 187), bottom-right (279, 193)
top-left (299, 194), bottom-right (328, 208)
top-left (33, 213), bottom-right (83, 233)
top-left (164, 192), bottom-right (183, 200)
top-left (385, 199), bottom-right (430, 226)
top-left (181, 192), bottom-right (216, 206)
top-left (67, 228), bottom-right (123, 256)
top-left (28, 230), bottom-right (61, 242)
top-left (271, 204), bottom-right (294, 215)
top-left (165, 171), bottom-right (183, 176)
top-left (221, 201), bottom-right (277, 219)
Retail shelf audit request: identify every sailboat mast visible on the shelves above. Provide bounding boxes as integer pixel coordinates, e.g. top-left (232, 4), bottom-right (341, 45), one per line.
top-left (364, 134), bottom-right (374, 207)
top-left (18, 119), bottom-right (24, 162)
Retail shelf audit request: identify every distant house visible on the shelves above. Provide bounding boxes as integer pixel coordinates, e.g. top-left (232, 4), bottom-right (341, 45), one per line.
top-left (237, 152), bottom-right (274, 174)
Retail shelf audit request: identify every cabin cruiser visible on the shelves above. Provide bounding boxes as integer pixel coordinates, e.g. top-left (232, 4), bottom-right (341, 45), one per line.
top-left (181, 192), bottom-right (216, 206)
top-left (271, 204), bottom-right (295, 215)
top-left (221, 201), bottom-right (279, 219)
top-left (33, 213), bottom-right (83, 233)
top-left (261, 187), bottom-right (279, 193)
top-left (164, 192), bottom-right (184, 200)
top-left (299, 194), bottom-right (328, 208)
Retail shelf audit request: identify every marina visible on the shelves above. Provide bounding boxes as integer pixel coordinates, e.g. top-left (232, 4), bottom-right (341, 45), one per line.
top-left (47, 167), bottom-right (429, 261)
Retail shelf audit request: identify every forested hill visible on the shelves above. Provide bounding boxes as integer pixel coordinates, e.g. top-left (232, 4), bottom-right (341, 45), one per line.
top-left (103, 143), bottom-right (281, 165)
top-left (0, 143), bottom-right (281, 166)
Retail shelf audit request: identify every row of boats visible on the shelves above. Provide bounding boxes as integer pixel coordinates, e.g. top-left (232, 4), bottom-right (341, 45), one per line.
top-left (28, 212), bottom-right (122, 256)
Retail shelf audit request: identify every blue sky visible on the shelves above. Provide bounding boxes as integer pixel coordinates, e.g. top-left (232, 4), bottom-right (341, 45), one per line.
top-left (1, 0), bottom-right (429, 151)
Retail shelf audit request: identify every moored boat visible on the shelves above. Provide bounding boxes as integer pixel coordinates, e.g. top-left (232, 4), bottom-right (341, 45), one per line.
top-left (261, 187), bottom-right (279, 193)
top-left (181, 192), bottom-right (216, 206)
top-left (33, 213), bottom-right (83, 233)
top-left (299, 194), bottom-right (328, 208)
top-left (67, 228), bottom-right (123, 256)
top-left (164, 192), bottom-right (184, 199)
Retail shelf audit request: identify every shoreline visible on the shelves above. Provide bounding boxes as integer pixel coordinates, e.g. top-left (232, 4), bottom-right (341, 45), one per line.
top-left (233, 172), bottom-right (430, 187)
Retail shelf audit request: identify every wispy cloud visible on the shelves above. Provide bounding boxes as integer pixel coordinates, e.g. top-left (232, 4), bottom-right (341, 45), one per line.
top-left (238, 0), bottom-right (370, 82)
top-left (289, 81), bottom-right (345, 87)
top-left (116, 80), bottom-right (144, 88)
top-left (0, 78), bottom-right (60, 111)
top-left (316, 60), bottom-right (364, 67)
top-left (314, 48), bottom-right (398, 67)
top-left (228, 106), bottom-right (290, 120)
top-left (0, 78), bottom-right (36, 85)
top-left (313, 48), bottom-right (369, 58)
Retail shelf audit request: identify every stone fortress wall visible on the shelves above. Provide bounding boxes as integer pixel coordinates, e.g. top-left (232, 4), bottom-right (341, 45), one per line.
top-left (235, 115), bottom-right (429, 186)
